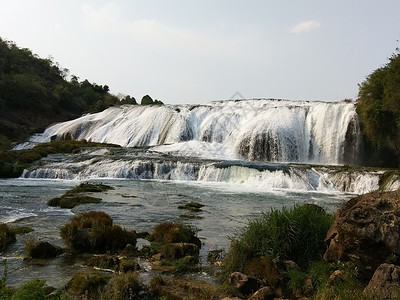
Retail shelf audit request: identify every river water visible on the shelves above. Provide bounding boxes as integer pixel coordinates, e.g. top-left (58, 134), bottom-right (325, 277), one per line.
top-left (0, 178), bottom-right (353, 288)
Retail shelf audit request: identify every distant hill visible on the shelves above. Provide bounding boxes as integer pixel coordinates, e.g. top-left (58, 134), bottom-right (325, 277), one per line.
top-left (0, 37), bottom-right (137, 150)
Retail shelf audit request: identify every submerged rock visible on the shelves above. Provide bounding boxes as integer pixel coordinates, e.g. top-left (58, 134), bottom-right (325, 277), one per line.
top-left (324, 189), bottom-right (400, 278)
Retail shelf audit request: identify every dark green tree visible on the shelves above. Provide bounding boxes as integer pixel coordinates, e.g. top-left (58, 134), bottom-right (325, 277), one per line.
top-left (141, 94), bottom-right (154, 105)
top-left (357, 52), bottom-right (400, 167)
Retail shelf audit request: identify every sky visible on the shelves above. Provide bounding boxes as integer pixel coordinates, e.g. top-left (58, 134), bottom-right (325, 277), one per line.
top-left (0, 1), bottom-right (399, 105)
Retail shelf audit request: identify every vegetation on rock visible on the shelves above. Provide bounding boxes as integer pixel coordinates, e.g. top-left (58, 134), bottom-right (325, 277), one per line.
top-left (223, 204), bottom-right (333, 277)
top-left (48, 182), bottom-right (113, 209)
top-left (60, 211), bottom-right (136, 253)
top-left (0, 140), bottom-right (120, 178)
top-left (0, 224), bottom-right (16, 253)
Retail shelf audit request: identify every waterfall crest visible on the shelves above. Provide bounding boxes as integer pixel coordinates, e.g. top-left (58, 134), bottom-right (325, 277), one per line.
top-left (23, 99), bottom-right (362, 165)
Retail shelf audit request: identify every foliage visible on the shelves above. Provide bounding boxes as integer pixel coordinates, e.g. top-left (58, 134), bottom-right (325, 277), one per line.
top-left (309, 261), bottom-right (364, 300)
top-left (148, 222), bottom-right (201, 247)
top-left (140, 94), bottom-right (164, 105)
top-left (60, 211), bottom-right (136, 253)
top-left (10, 279), bottom-right (46, 300)
top-left (357, 52), bottom-right (400, 167)
top-left (104, 272), bottom-right (143, 300)
top-left (0, 37), bottom-right (162, 151)
top-left (0, 223), bottom-right (16, 253)
top-left (223, 204), bottom-right (333, 277)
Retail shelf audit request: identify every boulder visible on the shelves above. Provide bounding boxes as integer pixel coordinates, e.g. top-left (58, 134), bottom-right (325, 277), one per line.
top-left (363, 263), bottom-right (400, 300)
top-left (228, 272), bottom-right (260, 297)
top-left (29, 241), bottom-right (62, 259)
top-left (66, 272), bottom-right (109, 298)
top-left (247, 286), bottom-right (275, 300)
top-left (324, 190), bottom-right (400, 278)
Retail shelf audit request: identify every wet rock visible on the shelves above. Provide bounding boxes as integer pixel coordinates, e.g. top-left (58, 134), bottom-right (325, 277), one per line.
top-left (29, 241), bottom-right (62, 259)
top-left (228, 272), bottom-right (260, 297)
top-left (324, 190), bottom-right (400, 278)
top-left (159, 242), bottom-right (199, 260)
top-left (363, 263), bottom-right (400, 300)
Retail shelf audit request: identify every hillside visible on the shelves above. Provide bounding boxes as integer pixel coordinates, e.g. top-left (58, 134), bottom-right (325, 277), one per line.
top-left (0, 37), bottom-right (137, 150)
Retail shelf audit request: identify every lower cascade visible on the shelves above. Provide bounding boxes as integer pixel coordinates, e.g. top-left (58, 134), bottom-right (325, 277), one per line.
top-left (19, 99), bottom-right (363, 165)
top-left (21, 147), bottom-right (392, 195)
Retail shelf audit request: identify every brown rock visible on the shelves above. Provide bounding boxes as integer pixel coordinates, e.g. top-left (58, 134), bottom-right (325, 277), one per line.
top-left (363, 263), bottom-right (400, 300)
top-left (150, 276), bottom-right (226, 300)
top-left (327, 270), bottom-right (345, 287)
top-left (324, 190), bottom-right (400, 278)
top-left (228, 272), bottom-right (260, 297)
top-left (248, 286), bottom-right (275, 300)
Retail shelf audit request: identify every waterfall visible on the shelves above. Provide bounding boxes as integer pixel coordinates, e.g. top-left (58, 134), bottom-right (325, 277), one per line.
top-left (21, 99), bottom-right (362, 165)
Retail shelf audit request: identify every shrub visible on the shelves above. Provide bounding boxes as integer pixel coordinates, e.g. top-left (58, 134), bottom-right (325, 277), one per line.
top-left (223, 204), bottom-right (333, 276)
top-left (104, 272), bottom-right (143, 300)
top-left (60, 211), bottom-right (136, 253)
top-left (0, 223), bottom-right (16, 253)
top-left (148, 222), bottom-right (201, 247)
top-left (10, 279), bottom-right (46, 300)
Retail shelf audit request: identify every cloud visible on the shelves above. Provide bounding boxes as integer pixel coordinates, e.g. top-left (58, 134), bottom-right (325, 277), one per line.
top-left (290, 20), bottom-right (321, 34)
top-left (81, 3), bottom-right (251, 58)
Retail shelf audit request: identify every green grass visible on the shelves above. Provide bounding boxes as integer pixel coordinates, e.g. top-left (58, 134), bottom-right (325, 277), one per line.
top-left (223, 204), bottom-right (333, 278)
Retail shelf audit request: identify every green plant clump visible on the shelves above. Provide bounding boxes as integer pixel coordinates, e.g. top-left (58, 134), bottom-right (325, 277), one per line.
top-left (0, 223), bottom-right (16, 253)
top-left (223, 204), bottom-right (333, 276)
top-left (60, 211), bottom-right (136, 253)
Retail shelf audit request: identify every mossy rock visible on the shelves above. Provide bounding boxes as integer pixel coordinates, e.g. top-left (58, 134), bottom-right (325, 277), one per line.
top-left (64, 182), bottom-right (114, 195)
top-left (48, 195), bottom-right (101, 209)
top-left (178, 202), bottom-right (204, 212)
top-left (150, 276), bottom-right (226, 300)
top-left (87, 254), bottom-right (120, 271)
top-left (159, 243), bottom-right (199, 261)
top-left (60, 211), bottom-right (136, 253)
top-left (48, 182), bottom-right (113, 209)
top-left (104, 272), bottom-right (144, 299)
top-left (66, 272), bottom-right (109, 299)
top-left (148, 222), bottom-right (201, 248)
top-left (25, 240), bottom-right (63, 259)
top-left (0, 223), bottom-right (16, 253)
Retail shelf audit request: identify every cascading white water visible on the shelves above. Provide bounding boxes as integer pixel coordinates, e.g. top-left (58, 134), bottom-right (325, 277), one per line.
top-left (20, 99), bottom-right (362, 165)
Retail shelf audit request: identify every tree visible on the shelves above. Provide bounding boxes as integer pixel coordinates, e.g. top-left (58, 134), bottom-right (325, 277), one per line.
top-left (141, 94), bottom-right (154, 105)
top-left (357, 52), bottom-right (400, 167)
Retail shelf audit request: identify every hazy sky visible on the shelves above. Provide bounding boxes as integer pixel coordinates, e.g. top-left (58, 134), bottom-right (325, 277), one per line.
top-left (1, 1), bottom-right (399, 104)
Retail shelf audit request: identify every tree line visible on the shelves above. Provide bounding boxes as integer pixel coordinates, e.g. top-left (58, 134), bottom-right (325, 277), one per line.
top-left (0, 37), bottom-right (162, 150)
top-left (357, 51), bottom-right (400, 167)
